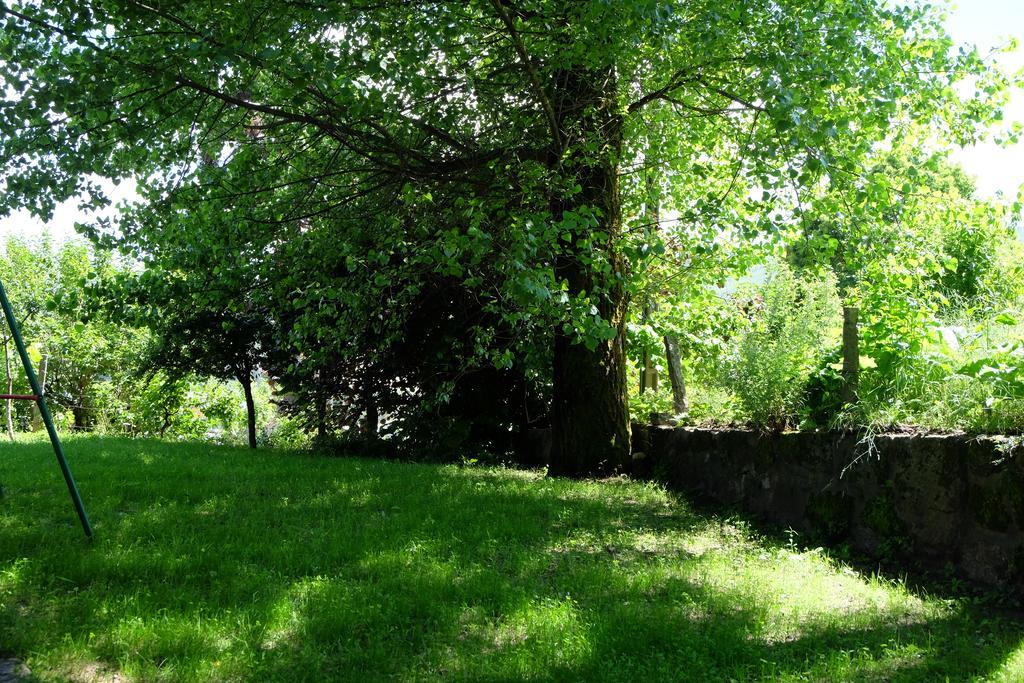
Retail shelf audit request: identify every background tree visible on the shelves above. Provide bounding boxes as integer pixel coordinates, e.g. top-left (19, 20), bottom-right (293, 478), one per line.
top-left (0, 237), bottom-right (51, 436)
top-left (97, 233), bottom-right (271, 448)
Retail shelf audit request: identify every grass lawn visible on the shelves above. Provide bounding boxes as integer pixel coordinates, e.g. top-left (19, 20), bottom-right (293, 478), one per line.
top-left (1, 436), bottom-right (1022, 682)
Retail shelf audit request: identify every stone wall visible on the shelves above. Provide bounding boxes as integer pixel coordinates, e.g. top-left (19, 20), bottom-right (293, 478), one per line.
top-left (630, 426), bottom-right (1024, 588)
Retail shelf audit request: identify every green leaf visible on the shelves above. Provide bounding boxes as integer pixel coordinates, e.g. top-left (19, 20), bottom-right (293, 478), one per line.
top-left (994, 313), bottom-right (1018, 326)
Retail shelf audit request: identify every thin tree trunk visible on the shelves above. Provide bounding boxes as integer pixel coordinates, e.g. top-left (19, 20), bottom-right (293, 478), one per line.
top-left (4, 338), bottom-right (13, 440)
top-left (548, 64), bottom-right (630, 477)
top-left (239, 373), bottom-right (257, 449)
top-left (663, 335), bottom-right (689, 416)
top-left (639, 158), bottom-right (659, 395)
top-left (315, 390), bottom-right (327, 441)
top-left (362, 374), bottom-right (378, 439)
top-left (31, 354), bottom-right (47, 431)
top-left (73, 405), bottom-right (89, 431)
top-left (159, 402), bottom-right (172, 438)
top-left (639, 304), bottom-right (658, 394)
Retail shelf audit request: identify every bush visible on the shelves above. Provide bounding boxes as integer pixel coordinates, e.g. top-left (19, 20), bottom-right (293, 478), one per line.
top-left (724, 263), bottom-right (842, 430)
top-left (801, 347), bottom-right (847, 428)
top-left (853, 305), bottom-right (1024, 433)
top-left (628, 386), bottom-right (673, 424)
top-left (686, 383), bottom-right (743, 426)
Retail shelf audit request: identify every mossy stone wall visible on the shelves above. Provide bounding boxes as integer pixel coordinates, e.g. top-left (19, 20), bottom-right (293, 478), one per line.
top-left (630, 426), bottom-right (1024, 587)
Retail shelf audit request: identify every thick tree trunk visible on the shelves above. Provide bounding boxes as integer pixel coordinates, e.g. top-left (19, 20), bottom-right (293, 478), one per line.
top-left (4, 338), bottom-right (13, 440)
top-left (663, 335), bottom-right (689, 416)
top-left (239, 373), bottom-right (257, 449)
top-left (548, 65), bottom-right (630, 477)
top-left (551, 328), bottom-right (630, 476)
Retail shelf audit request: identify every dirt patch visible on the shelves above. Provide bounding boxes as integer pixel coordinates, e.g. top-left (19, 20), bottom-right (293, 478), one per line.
top-left (62, 662), bottom-right (129, 683)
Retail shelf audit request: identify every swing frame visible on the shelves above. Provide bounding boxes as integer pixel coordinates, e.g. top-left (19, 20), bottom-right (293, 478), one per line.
top-left (0, 278), bottom-right (93, 538)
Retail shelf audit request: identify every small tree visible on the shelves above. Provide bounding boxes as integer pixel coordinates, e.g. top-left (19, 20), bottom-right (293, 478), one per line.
top-left (100, 258), bottom-right (269, 448)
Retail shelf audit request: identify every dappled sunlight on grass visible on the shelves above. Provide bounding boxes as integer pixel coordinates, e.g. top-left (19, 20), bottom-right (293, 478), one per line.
top-left (0, 436), bottom-right (1021, 681)
top-left (988, 645), bottom-right (1024, 682)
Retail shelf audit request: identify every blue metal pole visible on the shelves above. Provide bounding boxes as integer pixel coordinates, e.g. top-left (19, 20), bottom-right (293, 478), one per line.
top-left (0, 278), bottom-right (92, 538)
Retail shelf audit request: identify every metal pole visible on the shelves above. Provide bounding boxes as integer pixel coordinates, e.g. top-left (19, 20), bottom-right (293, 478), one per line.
top-left (0, 278), bottom-right (92, 538)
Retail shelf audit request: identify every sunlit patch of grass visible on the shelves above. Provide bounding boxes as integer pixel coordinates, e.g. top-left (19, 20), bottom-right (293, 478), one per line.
top-left (989, 644), bottom-right (1024, 682)
top-left (0, 435), bottom-right (1021, 681)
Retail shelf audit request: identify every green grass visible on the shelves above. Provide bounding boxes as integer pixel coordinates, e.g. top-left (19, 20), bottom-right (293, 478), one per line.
top-left (1, 436), bottom-right (1022, 682)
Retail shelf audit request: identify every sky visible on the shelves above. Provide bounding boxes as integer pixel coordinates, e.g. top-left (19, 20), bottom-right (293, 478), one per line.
top-left (945, 0), bottom-right (1024, 198)
top-left (1, 1), bottom-right (1022, 245)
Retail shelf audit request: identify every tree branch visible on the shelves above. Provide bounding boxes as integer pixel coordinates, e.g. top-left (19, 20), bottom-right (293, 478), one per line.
top-left (694, 78), bottom-right (767, 112)
top-left (627, 69), bottom-right (696, 113)
top-left (489, 0), bottom-right (562, 154)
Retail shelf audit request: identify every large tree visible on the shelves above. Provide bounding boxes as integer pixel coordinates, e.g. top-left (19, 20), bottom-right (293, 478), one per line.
top-left (0, 0), bottom-right (1009, 474)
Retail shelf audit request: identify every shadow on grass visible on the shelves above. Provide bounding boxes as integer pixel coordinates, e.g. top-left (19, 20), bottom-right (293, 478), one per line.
top-left (677, 485), bottom-right (1024, 616)
top-left (0, 436), bottom-right (1022, 681)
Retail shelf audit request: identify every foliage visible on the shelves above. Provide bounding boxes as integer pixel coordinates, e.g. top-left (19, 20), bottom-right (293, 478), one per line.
top-left (0, 0), bottom-right (1014, 471)
top-left (628, 382), bottom-right (743, 427)
top-left (982, 237), bottom-right (1024, 306)
top-left (856, 307), bottom-right (1024, 433)
top-left (685, 382), bottom-right (745, 426)
top-left (90, 214), bottom-right (273, 448)
top-left (959, 339), bottom-right (1024, 402)
top-left (801, 347), bottom-right (849, 429)
top-left (0, 235), bottom-right (298, 446)
top-left (628, 384), bottom-right (673, 424)
top-left (784, 144), bottom-right (1024, 430)
top-left (0, 237), bottom-right (143, 430)
top-left (723, 263), bottom-right (842, 430)
top-left (857, 250), bottom-right (947, 378)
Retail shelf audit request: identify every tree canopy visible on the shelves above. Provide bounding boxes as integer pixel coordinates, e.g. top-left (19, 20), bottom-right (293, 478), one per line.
top-left (0, 0), bottom-right (1016, 472)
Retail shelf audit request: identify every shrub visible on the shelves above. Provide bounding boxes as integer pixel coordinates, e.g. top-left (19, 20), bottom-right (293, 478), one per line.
top-left (724, 263), bottom-right (842, 430)
top-left (854, 306), bottom-right (1024, 434)
top-left (686, 382), bottom-right (743, 426)
top-left (628, 386), bottom-right (673, 424)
